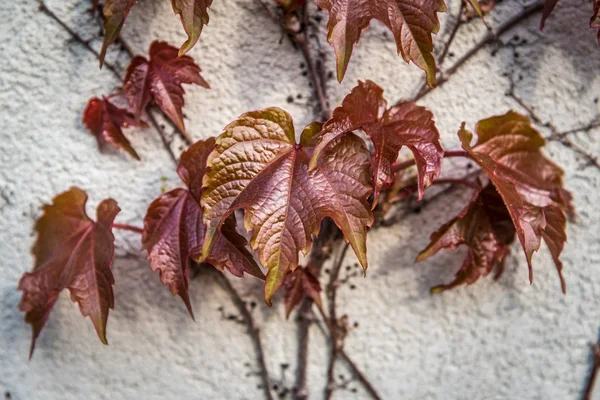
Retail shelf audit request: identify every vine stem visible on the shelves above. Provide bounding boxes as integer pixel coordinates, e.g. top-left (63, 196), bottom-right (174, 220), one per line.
top-left (211, 269), bottom-right (275, 400)
top-left (394, 150), bottom-right (470, 173)
top-left (313, 305), bottom-right (383, 400)
top-left (324, 243), bottom-right (350, 400)
top-left (408, 0), bottom-right (545, 103)
top-left (112, 223), bottom-right (144, 234)
top-left (583, 337), bottom-right (600, 400)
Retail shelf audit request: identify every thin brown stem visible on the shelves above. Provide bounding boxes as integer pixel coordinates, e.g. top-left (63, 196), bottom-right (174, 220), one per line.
top-left (147, 110), bottom-right (178, 165)
top-left (437, 1), bottom-right (466, 68)
top-left (409, 0), bottom-right (545, 103)
top-left (583, 339), bottom-right (600, 400)
top-left (313, 305), bottom-right (383, 400)
top-left (295, 220), bottom-right (339, 400)
top-left (394, 150), bottom-right (470, 173)
top-left (507, 84), bottom-right (600, 170)
top-left (324, 243), bottom-right (350, 400)
top-left (38, 0), bottom-right (122, 82)
top-left (211, 270), bottom-right (274, 400)
top-left (112, 223), bottom-right (143, 234)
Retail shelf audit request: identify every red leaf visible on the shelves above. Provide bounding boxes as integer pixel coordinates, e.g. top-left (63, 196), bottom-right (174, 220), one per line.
top-left (172, 0), bottom-right (214, 56)
top-left (99, 0), bottom-right (138, 66)
top-left (142, 138), bottom-right (264, 317)
top-left (316, 0), bottom-right (446, 86)
top-left (283, 267), bottom-right (322, 318)
top-left (417, 182), bottom-right (515, 292)
top-left (310, 80), bottom-right (443, 203)
top-left (83, 97), bottom-right (147, 160)
top-left (123, 41), bottom-right (210, 134)
top-left (425, 112), bottom-right (571, 292)
top-left (18, 187), bottom-right (120, 357)
top-left (200, 108), bottom-right (373, 305)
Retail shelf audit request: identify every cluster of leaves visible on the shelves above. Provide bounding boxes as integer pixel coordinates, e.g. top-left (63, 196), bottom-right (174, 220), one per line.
top-left (19, 80), bottom-right (572, 354)
top-left (84, 41), bottom-right (209, 159)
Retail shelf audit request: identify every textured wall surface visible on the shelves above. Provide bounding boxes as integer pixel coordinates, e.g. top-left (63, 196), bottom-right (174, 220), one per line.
top-left (1, 0), bottom-right (599, 399)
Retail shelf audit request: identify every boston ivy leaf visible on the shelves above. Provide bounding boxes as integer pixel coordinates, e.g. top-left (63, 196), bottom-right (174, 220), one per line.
top-left (316, 0), bottom-right (446, 86)
top-left (83, 97), bottom-right (147, 160)
top-left (454, 112), bottom-right (570, 292)
top-left (142, 138), bottom-right (264, 317)
top-left (99, 0), bottom-right (138, 66)
top-left (18, 187), bottom-right (120, 357)
top-left (417, 182), bottom-right (516, 292)
top-left (123, 41), bottom-right (210, 134)
top-left (283, 267), bottom-right (322, 318)
top-left (200, 108), bottom-right (373, 304)
top-left (172, 0), bottom-right (213, 56)
top-left (310, 80), bottom-right (443, 203)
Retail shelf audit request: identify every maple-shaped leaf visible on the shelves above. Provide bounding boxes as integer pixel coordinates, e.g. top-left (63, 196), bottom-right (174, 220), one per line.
top-left (172, 0), bottom-right (214, 56)
top-left (18, 187), bottom-right (120, 357)
top-left (316, 0), bottom-right (446, 86)
top-left (417, 182), bottom-right (516, 292)
top-left (99, 0), bottom-right (138, 66)
top-left (200, 108), bottom-right (373, 304)
top-left (83, 97), bottom-right (147, 160)
top-left (142, 138), bottom-right (264, 317)
top-left (123, 41), bottom-right (210, 134)
top-left (283, 267), bottom-right (322, 318)
top-left (445, 112), bottom-right (570, 292)
top-left (310, 80), bottom-right (443, 203)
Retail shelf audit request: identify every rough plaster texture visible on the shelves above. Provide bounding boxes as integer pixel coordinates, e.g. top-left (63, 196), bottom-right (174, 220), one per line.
top-left (1, 0), bottom-right (599, 399)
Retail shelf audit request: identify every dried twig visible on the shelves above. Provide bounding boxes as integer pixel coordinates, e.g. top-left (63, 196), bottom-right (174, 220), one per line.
top-left (507, 84), bottom-right (600, 170)
top-left (111, 223), bottom-right (144, 234)
top-left (324, 243), bottom-right (350, 399)
top-left (409, 0), bottom-right (545, 103)
top-left (211, 269), bottom-right (275, 400)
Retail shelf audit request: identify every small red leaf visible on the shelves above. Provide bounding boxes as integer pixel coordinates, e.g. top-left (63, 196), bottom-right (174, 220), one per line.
top-left (317, 0), bottom-right (446, 86)
top-left (123, 41), bottom-right (209, 134)
top-left (283, 267), bottom-right (322, 318)
top-left (172, 0), bottom-right (214, 56)
top-left (18, 187), bottom-right (120, 357)
top-left (99, 0), bottom-right (138, 66)
top-left (83, 97), bottom-right (147, 160)
top-left (142, 138), bottom-right (264, 317)
top-left (310, 80), bottom-right (443, 203)
top-left (591, 0), bottom-right (600, 43)
top-left (540, 0), bottom-right (559, 30)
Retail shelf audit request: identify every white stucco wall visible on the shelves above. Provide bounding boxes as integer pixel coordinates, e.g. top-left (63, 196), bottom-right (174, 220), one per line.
top-left (1, 0), bottom-right (599, 399)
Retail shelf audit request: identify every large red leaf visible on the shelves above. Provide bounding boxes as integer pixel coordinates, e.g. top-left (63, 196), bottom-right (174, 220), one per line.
top-left (83, 97), bottom-right (147, 160)
top-left (172, 0), bottom-right (214, 56)
top-left (445, 112), bottom-right (570, 291)
top-left (18, 187), bottom-right (120, 357)
top-left (123, 41), bottom-right (210, 134)
top-left (310, 80), bottom-right (443, 203)
top-left (142, 138), bottom-right (264, 317)
top-left (200, 109), bottom-right (373, 304)
top-left (316, 0), bottom-right (446, 86)
top-left (99, 0), bottom-right (138, 66)
top-left (417, 182), bottom-right (516, 292)
top-left (283, 267), bottom-right (322, 318)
